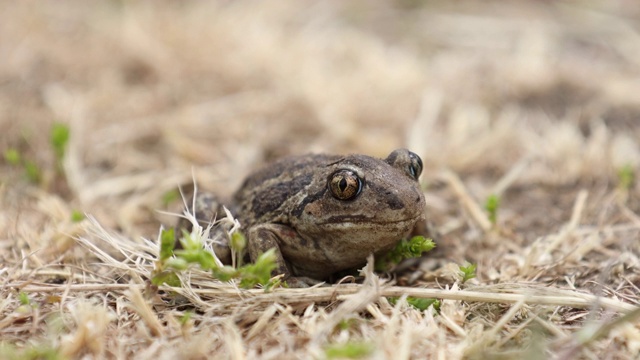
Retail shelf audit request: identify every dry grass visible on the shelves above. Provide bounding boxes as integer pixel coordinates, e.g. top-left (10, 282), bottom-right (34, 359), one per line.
top-left (2, 1), bottom-right (640, 359)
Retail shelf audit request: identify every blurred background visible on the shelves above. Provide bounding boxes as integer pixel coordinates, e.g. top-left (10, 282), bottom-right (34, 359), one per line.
top-left (2, 0), bottom-right (640, 244)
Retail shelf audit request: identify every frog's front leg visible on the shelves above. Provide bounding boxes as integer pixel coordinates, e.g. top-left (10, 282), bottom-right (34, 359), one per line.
top-left (246, 224), bottom-right (322, 288)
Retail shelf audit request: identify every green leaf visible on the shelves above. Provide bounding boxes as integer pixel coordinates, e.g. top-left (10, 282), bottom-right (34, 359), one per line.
top-left (179, 311), bottom-right (193, 326)
top-left (23, 160), bottom-right (41, 184)
top-left (230, 231), bottom-right (247, 253)
top-left (484, 194), bottom-right (500, 225)
top-left (164, 257), bottom-right (189, 271)
top-left (50, 123), bottom-right (70, 161)
top-left (388, 296), bottom-right (440, 312)
top-left (237, 248), bottom-right (277, 288)
top-left (325, 341), bottom-right (374, 359)
top-left (337, 319), bottom-right (358, 330)
top-left (151, 271), bottom-right (181, 287)
top-left (617, 164), bottom-right (635, 191)
top-left (407, 297), bottom-right (440, 311)
top-left (376, 236), bottom-right (435, 271)
top-left (18, 292), bottom-right (30, 306)
top-left (161, 189), bottom-right (180, 207)
top-left (167, 235), bottom-right (278, 289)
top-left (174, 249), bottom-right (217, 271)
top-left (70, 210), bottom-right (85, 223)
top-left (195, 250), bottom-right (218, 270)
top-left (0, 342), bottom-right (64, 360)
top-left (211, 265), bottom-right (238, 282)
top-left (407, 235), bottom-right (436, 255)
top-left (159, 228), bottom-right (176, 261)
top-left (179, 229), bottom-right (202, 251)
top-left (4, 148), bottom-right (21, 165)
top-left (459, 263), bottom-right (477, 283)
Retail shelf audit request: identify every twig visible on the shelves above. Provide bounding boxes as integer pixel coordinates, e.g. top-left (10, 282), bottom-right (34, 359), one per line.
top-left (6, 283), bottom-right (636, 313)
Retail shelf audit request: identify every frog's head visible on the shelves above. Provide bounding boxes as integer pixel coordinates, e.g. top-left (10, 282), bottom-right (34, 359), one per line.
top-left (292, 149), bottom-right (427, 256)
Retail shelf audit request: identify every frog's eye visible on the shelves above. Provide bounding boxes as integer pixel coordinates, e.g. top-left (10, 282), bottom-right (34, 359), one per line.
top-left (407, 151), bottom-right (423, 180)
top-left (328, 170), bottom-right (363, 200)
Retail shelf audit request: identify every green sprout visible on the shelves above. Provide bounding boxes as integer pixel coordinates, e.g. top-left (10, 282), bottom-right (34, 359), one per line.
top-left (161, 189), bottom-right (180, 207)
top-left (337, 318), bottom-right (359, 331)
top-left (23, 160), bottom-right (42, 184)
top-left (236, 249), bottom-right (277, 289)
top-left (230, 231), bottom-right (247, 253)
top-left (484, 194), bottom-right (500, 226)
top-left (50, 122), bottom-right (70, 163)
top-left (230, 231), bottom-right (247, 266)
top-left (0, 343), bottom-right (63, 360)
top-left (151, 228), bottom-right (182, 287)
top-left (4, 148), bottom-right (21, 165)
top-left (459, 263), bottom-right (477, 283)
top-left (18, 292), bottom-right (30, 306)
top-left (152, 228), bottom-right (278, 290)
top-left (388, 296), bottom-right (440, 312)
top-left (159, 228), bottom-right (176, 261)
top-left (4, 148), bottom-right (41, 184)
top-left (151, 270), bottom-right (182, 287)
top-left (325, 341), bottom-right (374, 359)
top-left (4, 123), bottom-right (70, 187)
top-left (376, 235), bottom-right (435, 271)
top-left (617, 164), bottom-right (635, 191)
top-left (179, 311), bottom-right (193, 326)
top-left (70, 210), bottom-right (85, 223)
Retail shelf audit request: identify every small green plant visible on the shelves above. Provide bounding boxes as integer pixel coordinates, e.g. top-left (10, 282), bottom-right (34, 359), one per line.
top-left (23, 160), bottom-right (42, 184)
top-left (230, 231), bottom-right (247, 266)
top-left (50, 122), bottom-right (70, 163)
top-left (235, 249), bottom-right (277, 289)
top-left (230, 231), bottom-right (247, 253)
top-left (617, 164), bottom-right (635, 191)
top-left (324, 341), bottom-right (374, 359)
top-left (159, 228), bottom-right (177, 261)
top-left (161, 189), bottom-right (180, 207)
top-left (375, 235), bottom-right (435, 271)
top-left (70, 210), bottom-right (85, 223)
top-left (0, 343), bottom-right (63, 360)
top-left (388, 296), bottom-right (440, 312)
top-left (4, 148), bottom-right (21, 165)
top-left (337, 318), bottom-right (359, 331)
top-left (152, 228), bottom-right (184, 287)
top-left (16, 292), bottom-right (37, 313)
top-left (151, 270), bottom-right (182, 287)
top-left (459, 262), bottom-right (477, 283)
top-left (179, 311), bottom-right (193, 326)
top-left (5, 123), bottom-right (70, 185)
top-left (18, 292), bottom-right (31, 306)
top-left (152, 228), bottom-right (278, 290)
top-left (484, 194), bottom-right (500, 225)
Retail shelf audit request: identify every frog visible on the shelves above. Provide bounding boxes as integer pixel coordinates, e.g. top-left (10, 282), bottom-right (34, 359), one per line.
top-left (177, 148), bottom-right (427, 287)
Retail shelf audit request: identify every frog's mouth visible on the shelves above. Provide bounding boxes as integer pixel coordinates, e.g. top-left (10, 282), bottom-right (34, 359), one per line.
top-left (318, 214), bottom-right (422, 227)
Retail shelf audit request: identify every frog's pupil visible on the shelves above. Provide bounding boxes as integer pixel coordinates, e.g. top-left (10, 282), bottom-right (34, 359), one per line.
top-left (339, 178), bottom-right (348, 191)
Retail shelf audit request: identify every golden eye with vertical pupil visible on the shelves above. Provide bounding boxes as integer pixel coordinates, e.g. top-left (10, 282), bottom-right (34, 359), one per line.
top-left (407, 151), bottom-right (423, 180)
top-left (328, 170), bottom-right (363, 200)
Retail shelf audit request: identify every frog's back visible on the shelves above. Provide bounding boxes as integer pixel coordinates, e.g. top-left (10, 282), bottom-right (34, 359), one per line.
top-left (232, 153), bottom-right (339, 226)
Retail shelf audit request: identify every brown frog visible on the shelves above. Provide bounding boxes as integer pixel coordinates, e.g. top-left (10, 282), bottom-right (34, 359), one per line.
top-left (179, 148), bottom-right (427, 286)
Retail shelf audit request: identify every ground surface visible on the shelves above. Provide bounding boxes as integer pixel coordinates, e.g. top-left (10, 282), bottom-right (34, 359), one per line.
top-left (2, 1), bottom-right (640, 359)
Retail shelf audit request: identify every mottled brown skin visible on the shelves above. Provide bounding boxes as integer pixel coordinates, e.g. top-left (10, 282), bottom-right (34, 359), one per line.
top-left (181, 149), bottom-right (427, 286)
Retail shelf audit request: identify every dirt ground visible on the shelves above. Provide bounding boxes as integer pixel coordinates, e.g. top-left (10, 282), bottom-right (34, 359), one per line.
top-left (2, 1), bottom-right (640, 359)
